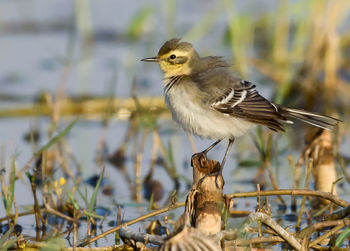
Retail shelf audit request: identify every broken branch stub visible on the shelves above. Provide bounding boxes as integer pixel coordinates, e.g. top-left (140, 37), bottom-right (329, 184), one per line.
top-left (186, 153), bottom-right (226, 236)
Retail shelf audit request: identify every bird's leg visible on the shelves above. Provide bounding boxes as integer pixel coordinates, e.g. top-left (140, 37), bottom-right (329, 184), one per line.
top-left (220, 138), bottom-right (235, 168)
top-left (202, 139), bottom-right (222, 155)
top-left (211, 138), bottom-right (234, 187)
top-left (191, 139), bottom-right (221, 162)
top-left (196, 138), bottom-right (235, 189)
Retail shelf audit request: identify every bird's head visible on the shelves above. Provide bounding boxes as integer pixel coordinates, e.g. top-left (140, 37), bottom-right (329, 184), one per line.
top-left (141, 38), bottom-right (200, 78)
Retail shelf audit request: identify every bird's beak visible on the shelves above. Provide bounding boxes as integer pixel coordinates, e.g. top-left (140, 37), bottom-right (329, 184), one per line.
top-left (141, 56), bottom-right (159, 62)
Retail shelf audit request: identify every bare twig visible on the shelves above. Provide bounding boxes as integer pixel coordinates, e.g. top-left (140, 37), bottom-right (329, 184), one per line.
top-left (325, 204), bottom-right (350, 220)
top-left (17, 156), bottom-right (35, 181)
top-left (0, 207), bottom-right (77, 224)
top-left (309, 223), bottom-right (344, 247)
top-left (256, 184), bottom-right (262, 238)
top-left (29, 175), bottom-right (43, 233)
top-left (298, 218), bottom-right (350, 239)
top-left (211, 229), bottom-right (237, 241)
top-left (296, 159), bottom-right (313, 228)
top-left (226, 236), bottom-right (284, 246)
top-left (186, 133), bottom-right (197, 153)
top-left (264, 161), bottom-right (286, 207)
top-left (119, 226), bottom-right (164, 245)
top-left (73, 209), bottom-right (77, 251)
top-left (248, 212), bottom-right (301, 250)
top-left (45, 208), bottom-right (77, 223)
top-left (25, 242), bottom-right (117, 251)
top-left (0, 209), bottom-right (35, 222)
top-left (227, 189), bottom-right (349, 208)
top-left (77, 189), bottom-right (348, 246)
top-left (299, 218), bottom-right (350, 250)
top-left (79, 202), bottom-right (184, 246)
top-left (134, 129), bottom-right (148, 202)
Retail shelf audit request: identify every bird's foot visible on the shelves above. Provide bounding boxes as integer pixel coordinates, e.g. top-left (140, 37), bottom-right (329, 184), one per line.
top-left (191, 151), bottom-right (209, 167)
top-left (191, 151), bottom-right (223, 189)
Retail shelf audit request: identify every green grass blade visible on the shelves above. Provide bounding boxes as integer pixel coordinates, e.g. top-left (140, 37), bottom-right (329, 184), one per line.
top-left (251, 127), bottom-right (265, 158)
top-left (238, 160), bottom-right (261, 168)
top-left (35, 118), bottom-right (78, 157)
top-left (67, 191), bottom-right (80, 210)
top-left (0, 190), bottom-right (6, 213)
top-left (88, 167), bottom-right (105, 214)
top-left (6, 157), bottom-right (17, 215)
top-left (83, 211), bottom-right (103, 219)
top-left (0, 226), bottom-right (19, 249)
top-left (336, 227), bottom-right (350, 247)
top-left (148, 193), bottom-right (154, 210)
top-left (126, 6), bottom-right (152, 38)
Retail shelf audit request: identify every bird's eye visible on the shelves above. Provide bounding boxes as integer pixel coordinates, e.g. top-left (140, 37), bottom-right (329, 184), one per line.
top-left (170, 54), bottom-right (176, 59)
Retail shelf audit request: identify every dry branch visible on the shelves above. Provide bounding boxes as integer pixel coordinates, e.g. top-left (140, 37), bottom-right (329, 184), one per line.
top-left (119, 226), bottom-right (164, 245)
top-left (227, 189), bottom-right (349, 208)
top-left (248, 212), bottom-right (301, 250)
top-left (79, 201), bottom-right (184, 246)
top-left (226, 236), bottom-right (284, 246)
top-left (76, 186), bottom-right (349, 247)
top-left (187, 153), bottom-right (225, 235)
top-left (325, 205), bottom-right (350, 220)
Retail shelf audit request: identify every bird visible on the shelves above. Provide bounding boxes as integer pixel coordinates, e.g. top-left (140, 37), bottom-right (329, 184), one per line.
top-left (141, 38), bottom-right (340, 171)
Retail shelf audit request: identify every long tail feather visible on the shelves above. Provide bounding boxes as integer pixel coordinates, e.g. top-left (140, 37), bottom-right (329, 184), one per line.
top-left (280, 107), bottom-right (341, 131)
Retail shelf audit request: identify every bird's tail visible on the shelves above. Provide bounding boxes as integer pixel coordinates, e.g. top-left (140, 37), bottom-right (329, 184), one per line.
top-left (280, 107), bottom-right (341, 131)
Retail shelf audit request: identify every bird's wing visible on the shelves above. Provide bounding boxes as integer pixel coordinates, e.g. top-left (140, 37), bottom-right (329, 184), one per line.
top-left (191, 62), bottom-right (287, 131)
top-left (210, 80), bottom-right (287, 131)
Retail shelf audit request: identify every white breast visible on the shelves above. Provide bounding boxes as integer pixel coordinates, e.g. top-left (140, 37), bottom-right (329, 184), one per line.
top-left (164, 83), bottom-right (252, 140)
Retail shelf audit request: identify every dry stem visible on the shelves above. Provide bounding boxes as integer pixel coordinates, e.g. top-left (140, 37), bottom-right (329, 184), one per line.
top-left (296, 159), bottom-right (313, 228)
top-left (249, 212), bottom-right (301, 250)
top-left (227, 189), bottom-right (349, 208)
top-left (79, 202), bottom-right (184, 246)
